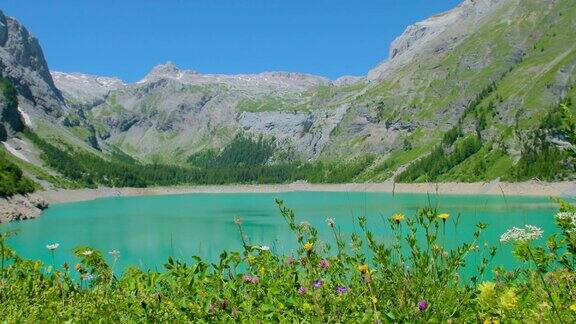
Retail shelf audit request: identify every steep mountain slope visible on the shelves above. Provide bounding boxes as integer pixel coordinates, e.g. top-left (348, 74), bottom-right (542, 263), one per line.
top-left (1, 0), bottom-right (575, 189)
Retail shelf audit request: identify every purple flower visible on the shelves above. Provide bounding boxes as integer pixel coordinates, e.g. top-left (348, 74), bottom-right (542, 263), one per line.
top-left (298, 286), bottom-right (308, 295)
top-left (319, 259), bottom-right (330, 269)
top-left (285, 257), bottom-right (295, 266)
top-left (418, 299), bottom-right (428, 311)
top-left (313, 279), bottom-right (324, 289)
top-left (336, 286), bottom-right (349, 294)
top-left (250, 276), bottom-right (260, 285)
top-left (242, 274), bottom-right (259, 284)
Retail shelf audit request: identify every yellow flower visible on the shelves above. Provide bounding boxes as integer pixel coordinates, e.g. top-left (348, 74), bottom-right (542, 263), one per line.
top-left (358, 264), bottom-right (369, 274)
top-left (478, 281), bottom-right (496, 307)
top-left (246, 255), bottom-right (255, 264)
top-left (483, 319), bottom-right (500, 324)
top-left (570, 303), bottom-right (576, 312)
top-left (438, 213), bottom-right (450, 220)
top-left (304, 242), bottom-right (314, 251)
top-left (499, 288), bottom-right (518, 311)
top-left (371, 296), bottom-right (378, 304)
top-left (392, 213), bottom-right (405, 222)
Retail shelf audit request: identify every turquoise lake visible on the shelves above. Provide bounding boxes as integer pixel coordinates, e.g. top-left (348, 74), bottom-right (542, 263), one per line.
top-left (0, 192), bottom-right (568, 275)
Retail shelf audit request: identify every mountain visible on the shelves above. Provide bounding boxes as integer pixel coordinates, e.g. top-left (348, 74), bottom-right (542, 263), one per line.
top-left (0, 0), bottom-right (575, 193)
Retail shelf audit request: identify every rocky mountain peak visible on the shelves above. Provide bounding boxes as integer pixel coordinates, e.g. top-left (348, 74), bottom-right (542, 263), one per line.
top-left (0, 10), bottom-right (64, 117)
top-left (138, 61), bottom-right (197, 83)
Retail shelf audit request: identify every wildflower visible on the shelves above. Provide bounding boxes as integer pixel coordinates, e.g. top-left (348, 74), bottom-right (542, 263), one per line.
top-left (418, 299), bottom-right (428, 311)
top-left (478, 281), bottom-right (496, 305)
top-left (259, 245), bottom-right (270, 251)
top-left (82, 250), bottom-right (93, 256)
top-left (246, 255), bottom-right (255, 264)
top-left (483, 319), bottom-right (500, 324)
top-left (556, 212), bottom-right (576, 233)
top-left (285, 256), bottom-right (295, 266)
top-left (81, 273), bottom-right (94, 281)
top-left (371, 296), bottom-right (378, 304)
top-left (500, 225), bottom-right (543, 243)
top-left (392, 213), bottom-right (405, 223)
top-left (242, 274), bottom-right (259, 285)
top-left (499, 288), bottom-right (518, 311)
top-left (299, 221), bottom-right (310, 230)
top-left (438, 213), bottom-right (449, 221)
top-left (336, 286), bottom-right (349, 294)
top-left (234, 217), bottom-right (242, 225)
top-left (108, 250), bottom-right (120, 258)
top-left (298, 286), bottom-right (308, 295)
top-left (358, 264), bottom-right (369, 274)
top-left (300, 258), bottom-right (307, 266)
top-left (46, 243), bottom-right (59, 251)
top-left (304, 242), bottom-right (314, 251)
top-left (313, 279), bottom-right (324, 289)
top-left (319, 259), bottom-right (330, 269)
top-left (326, 218), bottom-right (335, 227)
top-left (570, 303), bottom-right (576, 312)
top-left (250, 276), bottom-right (260, 284)
top-left (75, 263), bottom-right (82, 271)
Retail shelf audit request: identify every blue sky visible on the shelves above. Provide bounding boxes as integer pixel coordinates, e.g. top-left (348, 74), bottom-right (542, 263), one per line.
top-left (2, 0), bottom-right (461, 82)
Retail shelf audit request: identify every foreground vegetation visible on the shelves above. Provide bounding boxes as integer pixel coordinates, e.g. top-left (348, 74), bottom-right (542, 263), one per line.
top-left (1, 200), bottom-right (575, 322)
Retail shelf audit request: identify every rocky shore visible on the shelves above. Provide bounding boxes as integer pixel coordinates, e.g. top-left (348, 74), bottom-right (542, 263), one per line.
top-left (0, 194), bottom-right (48, 223)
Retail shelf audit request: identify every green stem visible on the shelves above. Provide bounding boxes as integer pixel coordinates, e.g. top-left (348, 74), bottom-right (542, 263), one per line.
top-left (527, 246), bottom-right (562, 324)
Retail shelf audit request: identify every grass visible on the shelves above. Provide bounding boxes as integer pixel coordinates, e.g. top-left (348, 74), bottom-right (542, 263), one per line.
top-left (1, 200), bottom-right (575, 322)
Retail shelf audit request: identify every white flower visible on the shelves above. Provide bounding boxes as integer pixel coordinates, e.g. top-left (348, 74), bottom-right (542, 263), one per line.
top-left (81, 274), bottom-right (95, 281)
top-left (555, 212), bottom-right (576, 233)
top-left (500, 225), bottom-right (543, 243)
top-left (259, 245), bottom-right (270, 251)
top-left (299, 221), bottom-right (310, 230)
top-left (108, 250), bottom-right (120, 257)
top-left (326, 218), bottom-right (335, 227)
top-left (46, 243), bottom-right (59, 251)
top-left (82, 250), bottom-right (93, 256)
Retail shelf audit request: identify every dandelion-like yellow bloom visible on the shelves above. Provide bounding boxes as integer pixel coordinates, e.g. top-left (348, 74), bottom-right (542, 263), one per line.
top-left (304, 242), bottom-right (314, 251)
top-left (478, 281), bottom-right (496, 306)
top-left (358, 264), bottom-right (369, 274)
top-left (499, 288), bottom-right (518, 311)
top-left (438, 213), bottom-right (450, 220)
top-left (483, 319), bottom-right (500, 324)
top-left (392, 213), bottom-right (405, 222)
top-left (570, 303), bottom-right (576, 312)
top-left (371, 296), bottom-right (378, 304)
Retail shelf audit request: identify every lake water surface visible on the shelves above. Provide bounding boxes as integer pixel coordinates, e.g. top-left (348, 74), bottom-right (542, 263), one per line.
top-left (1, 192), bottom-right (566, 275)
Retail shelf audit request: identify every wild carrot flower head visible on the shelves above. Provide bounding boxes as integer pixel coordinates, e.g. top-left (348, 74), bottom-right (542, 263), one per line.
top-left (336, 286), bottom-right (349, 294)
top-left (555, 212), bottom-right (576, 233)
top-left (438, 213), bottom-right (450, 221)
top-left (358, 264), bottom-right (369, 274)
top-left (313, 279), bottom-right (324, 289)
top-left (304, 242), bottom-right (314, 251)
top-left (46, 243), bottom-right (59, 251)
top-left (82, 250), bottom-right (93, 256)
top-left (326, 218), bottom-right (335, 227)
top-left (319, 259), bottom-right (330, 269)
top-left (392, 213), bottom-right (405, 223)
top-left (500, 225), bottom-right (543, 243)
top-left (418, 299), bottom-right (428, 311)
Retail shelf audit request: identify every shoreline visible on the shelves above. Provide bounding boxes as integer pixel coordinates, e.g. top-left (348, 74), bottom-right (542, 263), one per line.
top-left (37, 181), bottom-right (576, 205)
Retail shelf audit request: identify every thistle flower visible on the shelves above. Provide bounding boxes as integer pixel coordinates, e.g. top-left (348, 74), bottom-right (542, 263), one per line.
top-left (358, 264), bottom-right (369, 274)
top-left (336, 286), bottom-right (349, 294)
top-left (319, 259), bottom-right (330, 269)
top-left (500, 225), bottom-right (543, 243)
top-left (438, 213), bottom-right (449, 221)
top-left (392, 213), bottom-right (405, 223)
top-left (418, 299), bottom-right (428, 311)
top-left (313, 279), bottom-right (324, 289)
top-left (82, 250), bottom-right (93, 256)
top-left (298, 286), bottom-right (308, 295)
top-left (304, 242), bottom-right (314, 251)
top-left (46, 243), bottom-right (59, 251)
top-left (326, 218), bottom-right (335, 227)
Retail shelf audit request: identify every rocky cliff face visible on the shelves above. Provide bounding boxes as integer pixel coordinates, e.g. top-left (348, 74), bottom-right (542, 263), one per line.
top-left (0, 10), bottom-right (64, 122)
